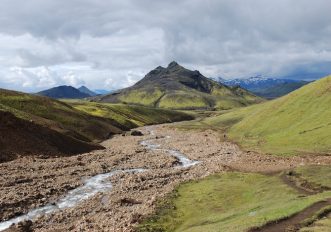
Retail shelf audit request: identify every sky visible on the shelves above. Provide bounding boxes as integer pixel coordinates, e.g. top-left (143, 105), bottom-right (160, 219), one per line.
top-left (0, 0), bottom-right (331, 92)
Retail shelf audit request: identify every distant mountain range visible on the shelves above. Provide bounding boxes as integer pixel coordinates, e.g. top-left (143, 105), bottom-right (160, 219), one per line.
top-left (93, 61), bottom-right (263, 110)
top-left (37, 86), bottom-right (112, 99)
top-left (212, 76), bottom-right (309, 99)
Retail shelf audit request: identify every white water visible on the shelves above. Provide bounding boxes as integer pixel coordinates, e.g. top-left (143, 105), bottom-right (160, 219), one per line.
top-left (0, 130), bottom-right (199, 231)
top-left (140, 136), bottom-right (200, 168)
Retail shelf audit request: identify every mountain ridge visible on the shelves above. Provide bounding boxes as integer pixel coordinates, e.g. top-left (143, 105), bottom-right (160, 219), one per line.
top-left (213, 76), bottom-right (309, 98)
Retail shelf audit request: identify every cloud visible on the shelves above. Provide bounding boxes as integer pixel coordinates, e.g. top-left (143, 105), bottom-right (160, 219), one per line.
top-left (0, 0), bottom-right (331, 92)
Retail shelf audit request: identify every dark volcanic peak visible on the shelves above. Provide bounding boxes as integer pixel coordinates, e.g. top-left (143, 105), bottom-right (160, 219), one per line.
top-left (37, 85), bottom-right (90, 99)
top-left (135, 61), bottom-right (213, 93)
top-left (167, 61), bottom-right (181, 69)
top-left (145, 61), bottom-right (183, 78)
top-left (95, 61), bottom-right (263, 110)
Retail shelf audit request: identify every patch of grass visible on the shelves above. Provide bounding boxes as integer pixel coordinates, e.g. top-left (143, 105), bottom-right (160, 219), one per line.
top-left (138, 172), bottom-right (331, 232)
top-left (295, 165), bottom-right (331, 188)
top-left (119, 89), bottom-right (164, 106)
top-left (158, 91), bottom-right (214, 109)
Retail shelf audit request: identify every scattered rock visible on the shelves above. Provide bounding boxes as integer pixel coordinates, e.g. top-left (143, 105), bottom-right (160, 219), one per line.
top-left (130, 130), bottom-right (143, 136)
top-left (119, 198), bottom-right (142, 206)
top-left (12, 220), bottom-right (33, 232)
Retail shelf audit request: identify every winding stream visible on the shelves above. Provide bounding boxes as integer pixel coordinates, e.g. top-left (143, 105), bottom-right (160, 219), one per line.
top-left (0, 130), bottom-right (199, 231)
top-left (140, 135), bottom-right (200, 168)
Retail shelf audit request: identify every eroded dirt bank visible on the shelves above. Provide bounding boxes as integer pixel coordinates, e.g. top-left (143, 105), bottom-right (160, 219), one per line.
top-left (1, 123), bottom-right (331, 231)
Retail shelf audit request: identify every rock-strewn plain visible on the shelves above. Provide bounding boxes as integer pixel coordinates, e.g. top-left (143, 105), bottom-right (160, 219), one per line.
top-left (2, 123), bottom-right (331, 231)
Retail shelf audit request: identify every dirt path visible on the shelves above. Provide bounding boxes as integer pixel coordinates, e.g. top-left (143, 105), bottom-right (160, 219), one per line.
top-left (249, 170), bottom-right (331, 232)
top-left (1, 123), bottom-right (331, 231)
top-left (280, 172), bottom-right (317, 195)
top-left (249, 199), bottom-right (331, 232)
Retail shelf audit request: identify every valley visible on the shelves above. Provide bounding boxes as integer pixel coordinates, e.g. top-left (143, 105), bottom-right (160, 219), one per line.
top-left (1, 71), bottom-right (331, 232)
top-left (1, 1), bottom-right (331, 231)
top-left (1, 122), bottom-right (331, 231)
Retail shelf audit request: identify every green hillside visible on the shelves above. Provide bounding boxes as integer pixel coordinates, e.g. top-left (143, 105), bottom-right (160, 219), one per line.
top-left (190, 75), bottom-right (331, 156)
top-left (95, 62), bottom-right (263, 110)
top-left (0, 88), bottom-right (192, 161)
top-left (68, 100), bottom-right (193, 128)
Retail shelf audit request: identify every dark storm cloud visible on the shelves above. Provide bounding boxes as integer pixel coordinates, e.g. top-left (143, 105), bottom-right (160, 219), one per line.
top-left (0, 0), bottom-right (330, 91)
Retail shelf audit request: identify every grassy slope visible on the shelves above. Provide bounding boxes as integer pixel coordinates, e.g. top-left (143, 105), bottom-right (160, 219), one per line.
top-left (118, 89), bottom-right (164, 106)
top-left (0, 89), bottom-right (120, 142)
top-left (180, 75), bottom-right (331, 156)
top-left (68, 100), bottom-right (193, 128)
top-left (0, 89), bottom-right (192, 141)
top-left (138, 171), bottom-right (331, 232)
top-left (295, 165), bottom-right (331, 188)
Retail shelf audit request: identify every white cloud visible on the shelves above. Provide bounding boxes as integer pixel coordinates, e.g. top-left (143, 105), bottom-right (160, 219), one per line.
top-left (0, 0), bottom-right (331, 92)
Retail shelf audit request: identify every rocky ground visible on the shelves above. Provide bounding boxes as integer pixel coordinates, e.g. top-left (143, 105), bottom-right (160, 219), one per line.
top-left (1, 123), bottom-right (331, 232)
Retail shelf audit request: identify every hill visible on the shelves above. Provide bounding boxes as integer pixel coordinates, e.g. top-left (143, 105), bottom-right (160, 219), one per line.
top-left (95, 62), bottom-right (263, 110)
top-left (215, 76), bottom-right (309, 98)
top-left (37, 85), bottom-right (90, 99)
top-left (0, 88), bottom-right (193, 162)
top-left (0, 111), bottom-right (102, 162)
top-left (181, 75), bottom-right (331, 156)
top-left (78, 86), bottom-right (97, 96)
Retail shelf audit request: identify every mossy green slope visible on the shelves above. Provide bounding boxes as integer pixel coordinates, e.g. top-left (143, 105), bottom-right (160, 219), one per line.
top-left (96, 62), bottom-right (263, 110)
top-left (68, 100), bottom-right (193, 128)
top-left (0, 88), bottom-right (193, 160)
top-left (190, 75), bottom-right (331, 156)
top-left (230, 75), bottom-right (331, 156)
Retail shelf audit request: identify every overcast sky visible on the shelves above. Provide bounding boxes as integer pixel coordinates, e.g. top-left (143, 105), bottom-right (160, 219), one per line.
top-left (0, 0), bottom-right (331, 92)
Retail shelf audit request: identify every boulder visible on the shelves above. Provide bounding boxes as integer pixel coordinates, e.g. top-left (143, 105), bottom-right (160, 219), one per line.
top-left (130, 130), bottom-right (143, 136)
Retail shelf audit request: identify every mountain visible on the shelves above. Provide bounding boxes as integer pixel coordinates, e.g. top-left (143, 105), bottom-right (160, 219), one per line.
top-left (0, 88), bottom-right (192, 162)
top-left (37, 85), bottom-right (90, 99)
top-left (253, 81), bottom-right (309, 99)
top-left (95, 61), bottom-right (263, 110)
top-left (78, 86), bottom-right (97, 96)
top-left (204, 75), bottom-right (331, 156)
top-left (214, 76), bottom-right (309, 98)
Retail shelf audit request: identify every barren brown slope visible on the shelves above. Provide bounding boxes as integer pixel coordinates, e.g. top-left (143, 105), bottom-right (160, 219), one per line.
top-left (0, 111), bottom-right (103, 163)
